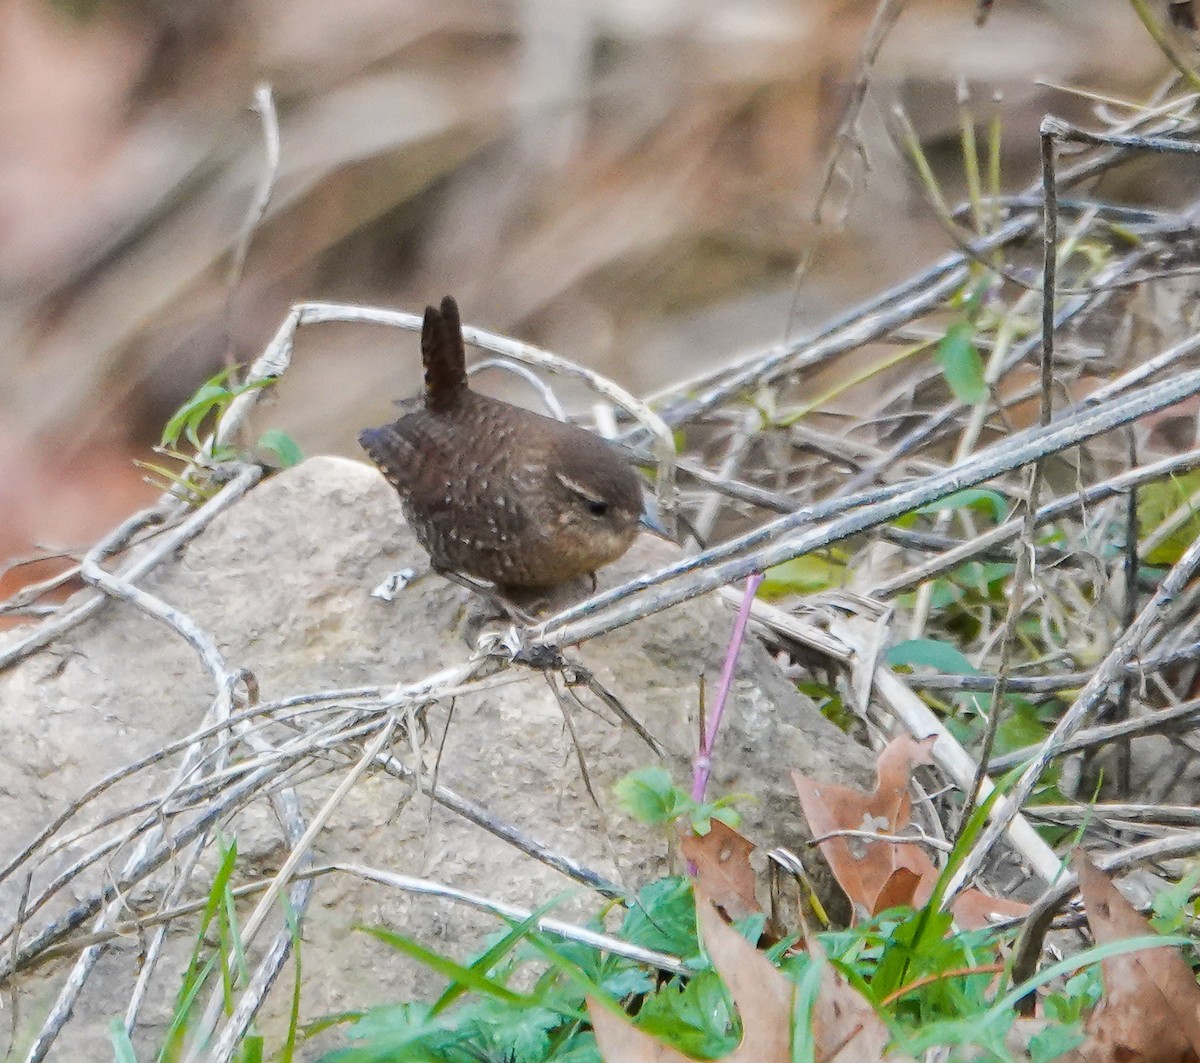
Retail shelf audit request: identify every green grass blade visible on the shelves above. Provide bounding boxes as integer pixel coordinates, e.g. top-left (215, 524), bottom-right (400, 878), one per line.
top-left (357, 925), bottom-right (528, 1006)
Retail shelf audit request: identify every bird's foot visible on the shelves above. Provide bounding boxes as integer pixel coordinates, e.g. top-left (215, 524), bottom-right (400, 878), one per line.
top-left (437, 570), bottom-right (537, 627)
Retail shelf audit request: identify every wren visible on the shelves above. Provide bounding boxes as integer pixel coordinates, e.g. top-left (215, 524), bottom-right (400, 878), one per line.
top-left (359, 296), bottom-right (650, 592)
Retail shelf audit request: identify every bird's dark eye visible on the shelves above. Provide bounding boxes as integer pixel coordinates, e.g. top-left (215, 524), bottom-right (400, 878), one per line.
top-left (555, 473), bottom-right (611, 517)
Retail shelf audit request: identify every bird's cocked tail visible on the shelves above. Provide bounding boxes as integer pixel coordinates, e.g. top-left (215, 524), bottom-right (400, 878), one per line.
top-left (422, 295), bottom-right (469, 413)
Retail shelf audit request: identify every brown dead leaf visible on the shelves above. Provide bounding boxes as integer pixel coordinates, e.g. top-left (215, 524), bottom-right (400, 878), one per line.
top-left (590, 891), bottom-right (900, 1063)
top-left (805, 934), bottom-right (893, 1063)
top-left (693, 892), bottom-right (793, 1062)
top-left (680, 819), bottom-right (761, 921)
top-left (589, 892), bottom-right (793, 1063)
top-left (872, 735), bottom-right (937, 827)
top-left (791, 741), bottom-right (933, 920)
top-left (791, 735), bottom-right (938, 918)
top-left (588, 1000), bottom-right (694, 1063)
top-left (872, 867), bottom-right (923, 914)
top-left (948, 888), bottom-right (1031, 932)
top-left (792, 736), bottom-right (1028, 929)
top-left (1057, 851), bottom-right (1200, 1063)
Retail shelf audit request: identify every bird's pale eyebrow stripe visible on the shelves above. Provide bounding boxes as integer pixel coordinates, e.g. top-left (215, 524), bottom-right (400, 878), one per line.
top-left (555, 473), bottom-right (604, 504)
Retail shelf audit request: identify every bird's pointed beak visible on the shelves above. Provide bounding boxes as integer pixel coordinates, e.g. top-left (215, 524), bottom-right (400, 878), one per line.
top-left (639, 495), bottom-right (671, 538)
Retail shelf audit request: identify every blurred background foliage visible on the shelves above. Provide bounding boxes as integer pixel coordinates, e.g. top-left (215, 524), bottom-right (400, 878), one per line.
top-left (0, 0), bottom-right (1178, 594)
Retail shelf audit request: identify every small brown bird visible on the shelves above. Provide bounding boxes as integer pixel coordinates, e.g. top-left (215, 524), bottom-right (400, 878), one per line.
top-left (360, 296), bottom-right (654, 591)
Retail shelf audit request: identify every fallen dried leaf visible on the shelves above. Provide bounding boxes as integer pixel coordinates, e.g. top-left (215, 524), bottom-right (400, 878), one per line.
top-left (949, 887), bottom-right (1031, 932)
top-left (793, 736), bottom-right (1028, 929)
top-left (590, 890), bottom-right (903, 1063)
top-left (589, 892), bottom-right (792, 1063)
top-left (1057, 851), bottom-right (1200, 1063)
top-left (872, 867), bottom-right (923, 914)
top-left (588, 999), bottom-right (694, 1063)
top-left (680, 819), bottom-right (761, 921)
top-left (805, 934), bottom-right (893, 1063)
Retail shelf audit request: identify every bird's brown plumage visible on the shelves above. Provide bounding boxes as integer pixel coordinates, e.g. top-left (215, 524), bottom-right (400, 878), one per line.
top-left (359, 296), bottom-right (645, 590)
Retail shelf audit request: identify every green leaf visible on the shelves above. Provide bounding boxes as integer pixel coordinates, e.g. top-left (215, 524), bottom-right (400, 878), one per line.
top-left (936, 321), bottom-right (987, 404)
top-left (886, 638), bottom-right (979, 674)
top-left (328, 1002), bottom-right (454, 1061)
top-left (993, 700), bottom-right (1049, 756)
top-left (240, 1032), bottom-right (264, 1063)
top-left (182, 389), bottom-right (230, 450)
top-left (160, 367), bottom-right (239, 447)
top-left (486, 1002), bottom-right (561, 1063)
top-left (1138, 471), bottom-right (1200, 564)
top-left (710, 805), bottom-right (742, 829)
top-left (280, 892), bottom-right (303, 1063)
top-left (613, 767), bottom-right (681, 826)
top-left (687, 794), bottom-right (747, 836)
top-left (159, 367), bottom-right (273, 451)
top-left (257, 430), bottom-right (304, 469)
top-left (1043, 969), bottom-right (1102, 1024)
top-left (339, 1000), bottom-right (432, 1041)
top-left (160, 837), bottom-right (241, 1058)
top-left (917, 488), bottom-right (1009, 523)
top-left (109, 1018), bottom-right (138, 1063)
top-left (992, 933), bottom-right (1196, 1018)
top-left (620, 878), bottom-right (698, 958)
top-left (1150, 866), bottom-right (1200, 935)
top-left (791, 957), bottom-right (825, 1063)
top-left (870, 904), bottom-right (955, 999)
top-left (919, 579), bottom-right (965, 610)
top-left (950, 560), bottom-right (1015, 595)
top-left (635, 970), bottom-right (739, 1059)
top-left (1028, 1023), bottom-right (1085, 1063)
top-left (517, 927), bottom-right (616, 1014)
top-left (757, 554), bottom-right (846, 599)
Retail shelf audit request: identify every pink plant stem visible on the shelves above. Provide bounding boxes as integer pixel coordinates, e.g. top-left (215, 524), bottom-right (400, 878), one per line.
top-left (692, 572), bottom-right (763, 803)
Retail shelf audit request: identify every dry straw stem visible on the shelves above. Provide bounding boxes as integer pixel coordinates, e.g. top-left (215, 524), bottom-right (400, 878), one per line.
top-left (26, 661), bottom-right (304, 1063)
top-left (894, 636), bottom-right (1200, 693)
top-left (0, 466), bottom-right (262, 674)
top-left (525, 361), bottom-right (1200, 650)
top-left (1028, 803), bottom-right (1200, 830)
top-left (936, 113), bottom-right (1200, 904)
top-left (23, 860), bottom-right (676, 975)
top-left (372, 746), bottom-right (622, 896)
top-left (989, 694), bottom-right (1200, 774)
top-left (729, 593), bottom-right (1059, 885)
top-left (949, 101), bottom-right (1071, 840)
top-left (944, 526), bottom-right (1200, 904)
top-left (828, 613), bottom-right (1061, 884)
top-left (809, 826), bottom-right (953, 853)
top-left (811, 0), bottom-right (907, 224)
top-left (646, 99), bottom-right (1200, 430)
top-left (186, 719), bottom-right (397, 1063)
top-left (12, 263), bottom-right (1192, 1010)
top-left (875, 444), bottom-right (1200, 599)
top-left (76, 489), bottom-right (314, 1052)
top-left (223, 83), bottom-right (280, 324)
top-left (0, 645), bottom-right (621, 1019)
top-left (0, 691), bottom-right (370, 896)
top-left (5, 302), bottom-right (1199, 1053)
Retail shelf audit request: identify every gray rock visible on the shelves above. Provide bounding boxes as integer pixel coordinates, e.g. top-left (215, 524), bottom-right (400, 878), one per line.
top-left (0, 456), bottom-right (871, 1059)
